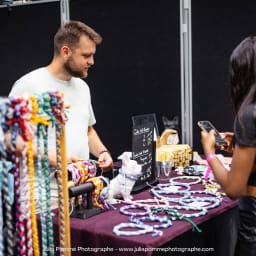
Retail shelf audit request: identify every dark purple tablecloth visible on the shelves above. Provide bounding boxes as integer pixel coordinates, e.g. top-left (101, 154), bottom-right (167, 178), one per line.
top-left (50, 174), bottom-right (238, 256)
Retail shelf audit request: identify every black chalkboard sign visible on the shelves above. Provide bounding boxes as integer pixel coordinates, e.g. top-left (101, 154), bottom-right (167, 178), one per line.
top-left (131, 114), bottom-right (158, 192)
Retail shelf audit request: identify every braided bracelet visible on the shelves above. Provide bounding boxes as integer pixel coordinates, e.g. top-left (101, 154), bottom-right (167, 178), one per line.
top-left (151, 207), bottom-right (203, 232)
top-left (150, 188), bottom-right (190, 202)
top-left (179, 197), bottom-right (221, 210)
top-left (203, 182), bottom-right (226, 197)
top-left (188, 189), bottom-right (222, 198)
top-left (157, 182), bottom-right (191, 192)
top-left (120, 205), bottom-right (151, 216)
top-left (119, 198), bottom-right (170, 209)
top-left (113, 222), bottom-right (157, 237)
top-left (36, 125), bottom-right (48, 256)
top-left (151, 205), bottom-right (207, 219)
top-left (130, 215), bottom-right (172, 230)
top-left (169, 176), bottom-right (202, 186)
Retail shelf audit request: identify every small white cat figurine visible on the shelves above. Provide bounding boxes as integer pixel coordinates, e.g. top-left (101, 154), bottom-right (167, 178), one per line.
top-left (107, 152), bottom-right (141, 203)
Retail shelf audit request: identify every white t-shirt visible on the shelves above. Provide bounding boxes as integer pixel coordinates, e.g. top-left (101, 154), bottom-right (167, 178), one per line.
top-left (9, 67), bottom-right (96, 204)
top-left (9, 67), bottom-right (96, 159)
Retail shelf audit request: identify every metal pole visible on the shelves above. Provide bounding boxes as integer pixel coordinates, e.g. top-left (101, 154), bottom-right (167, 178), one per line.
top-left (180, 0), bottom-right (193, 147)
top-left (60, 0), bottom-right (70, 25)
top-left (180, 0), bottom-right (185, 144)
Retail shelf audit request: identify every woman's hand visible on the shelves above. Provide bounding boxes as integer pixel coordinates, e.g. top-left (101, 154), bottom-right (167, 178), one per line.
top-left (219, 132), bottom-right (234, 153)
top-left (201, 129), bottom-right (216, 156)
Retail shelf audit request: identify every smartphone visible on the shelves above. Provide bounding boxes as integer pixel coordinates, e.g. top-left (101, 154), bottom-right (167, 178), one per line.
top-left (198, 120), bottom-right (227, 146)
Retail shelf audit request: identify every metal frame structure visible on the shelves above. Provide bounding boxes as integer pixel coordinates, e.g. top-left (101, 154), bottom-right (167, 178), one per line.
top-left (180, 0), bottom-right (193, 147)
top-left (1, 0), bottom-right (192, 146)
top-left (60, 0), bottom-right (70, 24)
top-left (0, 0), bottom-right (70, 25)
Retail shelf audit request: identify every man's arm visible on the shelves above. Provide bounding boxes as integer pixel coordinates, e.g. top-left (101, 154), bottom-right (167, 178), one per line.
top-left (88, 126), bottom-right (113, 170)
top-left (5, 132), bottom-right (77, 167)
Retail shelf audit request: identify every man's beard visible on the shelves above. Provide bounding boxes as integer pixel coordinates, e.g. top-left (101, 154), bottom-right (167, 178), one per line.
top-left (64, 57), bottom-right (88, 78)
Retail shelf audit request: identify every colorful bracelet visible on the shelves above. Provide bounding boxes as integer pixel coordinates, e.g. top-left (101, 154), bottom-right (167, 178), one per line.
top-left (205, 154), bottom-right (218, 179)
top-left (206, 154), bottom-right (218, 163)
top-left (99, 149), bottom-right (109, 155)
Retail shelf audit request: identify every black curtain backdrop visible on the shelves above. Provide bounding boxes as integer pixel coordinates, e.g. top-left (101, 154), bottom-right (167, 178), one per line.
top-left (192, 0), bottom-right (256, 153)
top-left (0, 2), bottom-right (60, 96)
top-left (1, 1), bottom-right (256, 158)
top-left (70, 0), bottom-right (180, 159)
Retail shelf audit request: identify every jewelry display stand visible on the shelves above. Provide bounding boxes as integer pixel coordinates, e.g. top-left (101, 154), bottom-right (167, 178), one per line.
top-left (69, 183), bottom-right (108, 219)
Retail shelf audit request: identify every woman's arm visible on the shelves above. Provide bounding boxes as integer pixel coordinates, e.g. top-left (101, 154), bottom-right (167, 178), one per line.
top-left (208, 144), bottom-right (255, 199)
top-left (201, 129), bottom-right (255, 199)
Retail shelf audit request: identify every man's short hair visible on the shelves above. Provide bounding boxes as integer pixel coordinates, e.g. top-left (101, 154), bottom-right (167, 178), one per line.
top-left (54, 20), bottom-right (102, 55)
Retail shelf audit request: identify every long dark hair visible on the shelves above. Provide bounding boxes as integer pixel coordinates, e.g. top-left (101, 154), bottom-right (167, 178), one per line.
top-left (230, 36), bottom-right (256, 117)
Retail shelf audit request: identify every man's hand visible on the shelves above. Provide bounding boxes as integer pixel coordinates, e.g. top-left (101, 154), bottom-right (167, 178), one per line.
top-left (67, 154), bottom-right (78, 164)
top-left (98, 151), bottom-right (113, 172)
top-left (48, 151), bottom-right (77, 167)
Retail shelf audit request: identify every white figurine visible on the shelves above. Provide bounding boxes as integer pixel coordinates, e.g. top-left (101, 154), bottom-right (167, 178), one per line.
top-left (106, 152), bottom-right (142, 203)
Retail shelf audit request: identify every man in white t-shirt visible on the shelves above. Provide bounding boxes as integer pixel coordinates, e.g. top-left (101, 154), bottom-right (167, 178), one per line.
top-left (9, 21), bottom-right (113, 198)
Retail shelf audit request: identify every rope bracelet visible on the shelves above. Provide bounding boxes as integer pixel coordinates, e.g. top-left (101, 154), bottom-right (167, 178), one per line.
top-left (129, 215), bottom-right (172, 230)
top-left (118, 198), bottom-right (170, 209)
top-left (120, 205), bottom-right (151, 216)
top-left (150, 182), bottom-right (191, 202)
top-left (179, 197), bottom-right (221, 210)
top-left (99, 149), bottom-right (109, 156)
top-left (150, 207), bottom-right (203, 232)
top-left (157, 182), bottom-right (191, 192)
top-left (205, 154), bottom-right (218, 179)
top-left (150, 206), bottom-right (207, 219)
top-left (113, 222), bottom-right (162, 237)
top-left (169, 176), bottom-right (202, 186)
top-left (150, 189), bottom-right (190, 202)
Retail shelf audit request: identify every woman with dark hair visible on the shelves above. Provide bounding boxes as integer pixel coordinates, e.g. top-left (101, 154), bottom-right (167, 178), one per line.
top-left (201, 36), bottom-right (256, 256)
